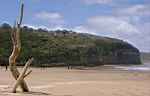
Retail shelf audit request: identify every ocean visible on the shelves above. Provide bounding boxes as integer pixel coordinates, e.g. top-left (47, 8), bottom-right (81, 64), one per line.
top-left (112, 63), bottom-right (150, 71)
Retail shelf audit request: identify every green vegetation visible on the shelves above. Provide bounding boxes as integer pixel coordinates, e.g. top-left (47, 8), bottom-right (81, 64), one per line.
top-left (0, 23), bottom-right (141, 67)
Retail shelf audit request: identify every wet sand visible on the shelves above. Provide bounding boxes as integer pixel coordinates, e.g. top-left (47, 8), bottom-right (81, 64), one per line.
top-left (0, 66), bottom-right (150, 96)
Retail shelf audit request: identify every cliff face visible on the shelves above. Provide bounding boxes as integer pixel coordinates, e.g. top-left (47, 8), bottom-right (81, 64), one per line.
top-left (98, 41), bottom-right (141, 64)
top-left (0, 25), bottom-right (142, 66)
top-left (76, 34), bottom-right (141, 65)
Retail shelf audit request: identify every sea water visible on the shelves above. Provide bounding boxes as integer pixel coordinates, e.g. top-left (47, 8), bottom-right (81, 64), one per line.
top-left (114, 63), bottom-right (150, 71)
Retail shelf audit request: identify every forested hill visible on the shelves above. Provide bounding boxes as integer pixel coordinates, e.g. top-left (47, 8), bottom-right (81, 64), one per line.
top-left (0, 23), bottom-right (141, 67)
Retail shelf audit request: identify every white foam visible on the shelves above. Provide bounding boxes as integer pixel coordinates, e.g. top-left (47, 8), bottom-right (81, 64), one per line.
top-left (115, 66), bottom-right (150, 71)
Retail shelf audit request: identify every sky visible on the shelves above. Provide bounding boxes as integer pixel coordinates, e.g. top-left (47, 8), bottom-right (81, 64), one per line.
top-left (0, 0), bottom-right (150, 52)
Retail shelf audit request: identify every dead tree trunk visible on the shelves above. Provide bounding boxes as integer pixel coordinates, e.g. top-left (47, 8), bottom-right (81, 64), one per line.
top-left (9, 0), bottom-right (33, 93)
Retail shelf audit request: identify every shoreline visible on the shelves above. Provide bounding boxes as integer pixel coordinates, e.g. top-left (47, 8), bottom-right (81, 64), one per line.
top-left (1, 63), bottom-right (150, 72)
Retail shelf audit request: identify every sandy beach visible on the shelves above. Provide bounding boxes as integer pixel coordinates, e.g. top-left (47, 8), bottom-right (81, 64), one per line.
top-left (0, 66), bottom-right (150, 96)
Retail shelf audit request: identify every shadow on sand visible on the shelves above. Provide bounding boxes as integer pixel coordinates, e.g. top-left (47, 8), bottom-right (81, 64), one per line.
top-left (25, 91), bottom-right (73, 96)
top-left (0, 90), bottom-right (50, 96)
top-left (0, 90), bottom-right (72, 96)
top-left (23, 91), bottom-right (51, 95)
top-left (0, 86), bottom-right (73, 96)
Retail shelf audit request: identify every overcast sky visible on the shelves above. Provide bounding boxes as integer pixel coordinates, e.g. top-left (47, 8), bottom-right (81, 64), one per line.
top-left (0, 0), bottom-right (150, 52)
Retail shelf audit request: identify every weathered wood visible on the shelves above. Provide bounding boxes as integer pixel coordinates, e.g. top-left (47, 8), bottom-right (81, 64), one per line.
top-left (9, 40), bottom-right (29, 93)
top-left (12, 58), bottom-right (33, 93)
top-left (9, 0), bottom-right (32, 93)
top-left (24, 70), bottom-right (32, 78)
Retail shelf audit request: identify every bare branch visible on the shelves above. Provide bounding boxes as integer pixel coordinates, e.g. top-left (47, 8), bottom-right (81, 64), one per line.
top-left (16, 1), bottom-right (24, 48)
top-left (10, 21), bottom-right (17, 45)
top-left (12, 58), bottom-right (34, 93)
top-left (10, 28), bottom-right (16, 45)
top-left (18, 3), bottom-right (24, 26)
top-left (23, 70), bottom-right (32, 78)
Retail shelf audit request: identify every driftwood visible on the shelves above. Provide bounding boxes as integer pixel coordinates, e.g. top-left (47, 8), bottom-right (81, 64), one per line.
top-left (12, 58), bottom-right (33, 93)
top-left (9, 0), bottom-right (33, 93)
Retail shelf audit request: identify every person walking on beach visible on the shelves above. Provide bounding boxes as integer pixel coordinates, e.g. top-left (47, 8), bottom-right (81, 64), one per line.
top-left (5, 63), bottom-right (8, 71)
top-left (67, 63), bottom-right (72, 69)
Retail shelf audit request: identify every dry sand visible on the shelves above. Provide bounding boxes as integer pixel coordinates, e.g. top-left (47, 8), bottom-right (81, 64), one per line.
top-left (0, 66), bottom-right (150, 96)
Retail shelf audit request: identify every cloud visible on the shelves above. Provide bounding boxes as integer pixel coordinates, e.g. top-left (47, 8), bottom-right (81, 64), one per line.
top-left (73, 15), bottom-right (150, 52)
top-left (82, 0), bottom-right (112, 4)
top-left (23, 24), bottom-right (50, 30)
top-left (76, 16), bottom-right (139, 36)
top-left (23, 24), bottom-right (67, 31)
top-left (81, 0), bottom-right (135, 5)
top-left (73, 3), bottom-right (150, 52)
top-left (36, 11), bottom-right (62, 20)
top-left (87, 16), bottom-right (139, 34)
top-left (35, 11), bottom-right (65, 25)
top-left (115, 4), bottom-right (150, 16)
top-left (82, 0), bottom-right (150, 9)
